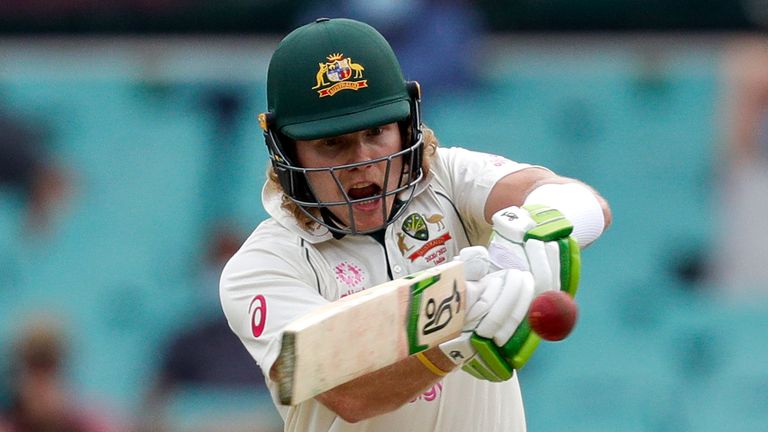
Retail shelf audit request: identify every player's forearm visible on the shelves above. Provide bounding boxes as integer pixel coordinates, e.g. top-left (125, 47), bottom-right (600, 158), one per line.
top-left (314, 347), bottom-right (454, 423)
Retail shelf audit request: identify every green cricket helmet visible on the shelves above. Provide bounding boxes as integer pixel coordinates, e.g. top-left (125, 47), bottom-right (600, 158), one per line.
top-left (260, 17), bottom-right (424, 235)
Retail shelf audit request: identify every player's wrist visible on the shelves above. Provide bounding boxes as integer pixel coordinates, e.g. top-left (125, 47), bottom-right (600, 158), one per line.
top-left (523, 182), bottom-right (605, 247)
top-left (438, 333), bottom-right (515, 382)
top-left (416, 348), bottom-right (455, 376)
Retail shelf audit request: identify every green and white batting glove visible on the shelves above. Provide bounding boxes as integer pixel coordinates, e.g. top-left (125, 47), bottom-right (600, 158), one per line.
top-left (438, 247), bottom-right (535, 381)
top-left (483, 204), bottom-right (581, 369)
top-left (489, 204), bottom-right (580, 296)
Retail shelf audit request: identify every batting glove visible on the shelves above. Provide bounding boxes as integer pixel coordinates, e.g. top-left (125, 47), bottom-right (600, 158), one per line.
top-left (489, 204), bottom-right (581, 296)
top-left (438, 247), bottom-right (535, 381)
top-left (484, 204), bottom-right (581, 369)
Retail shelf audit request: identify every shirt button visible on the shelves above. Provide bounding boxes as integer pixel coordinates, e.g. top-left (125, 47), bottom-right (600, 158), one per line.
top-left (393, 265), bottom-right (402, 274)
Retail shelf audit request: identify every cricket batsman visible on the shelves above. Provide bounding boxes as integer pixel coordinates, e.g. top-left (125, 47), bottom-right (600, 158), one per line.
top-left (220, 17), bottom-right (611, 431)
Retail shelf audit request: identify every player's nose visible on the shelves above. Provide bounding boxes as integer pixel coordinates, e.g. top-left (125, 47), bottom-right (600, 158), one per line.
top-left (346, 141), bottom-right (377, 168)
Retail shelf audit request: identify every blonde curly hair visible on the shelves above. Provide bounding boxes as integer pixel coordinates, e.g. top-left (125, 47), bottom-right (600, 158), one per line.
top-left (266, 125), bottom-right (440, 231)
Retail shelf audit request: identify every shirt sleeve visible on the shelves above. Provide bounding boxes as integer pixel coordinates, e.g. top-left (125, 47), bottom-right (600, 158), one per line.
top-left (219, 226), bottom-right (330, 382)
top-left (429, 147), bottom-right (541, 244)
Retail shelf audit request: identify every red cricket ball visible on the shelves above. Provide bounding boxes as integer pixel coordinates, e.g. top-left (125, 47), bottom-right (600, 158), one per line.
top-left (528, 290), bottom-right (579, 341)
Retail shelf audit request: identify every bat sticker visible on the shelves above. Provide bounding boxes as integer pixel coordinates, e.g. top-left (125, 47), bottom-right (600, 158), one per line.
top-left (422, 282), bottom-right (461, 335)
top-left (407, 278), bottom-right (462, 354)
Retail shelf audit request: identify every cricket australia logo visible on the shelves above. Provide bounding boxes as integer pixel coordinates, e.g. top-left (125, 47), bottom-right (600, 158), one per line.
top-left (402, 213), bottom-right (429, 241)
top-left (312, 53), bottom-right (367, 97)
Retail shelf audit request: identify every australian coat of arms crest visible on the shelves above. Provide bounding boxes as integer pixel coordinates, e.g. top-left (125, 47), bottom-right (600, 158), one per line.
top-left (312, 53), bottom-right (367, 97)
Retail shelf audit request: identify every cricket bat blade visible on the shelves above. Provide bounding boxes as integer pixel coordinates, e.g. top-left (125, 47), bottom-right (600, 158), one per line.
top-left (274, 260), bottom-right (466, 405)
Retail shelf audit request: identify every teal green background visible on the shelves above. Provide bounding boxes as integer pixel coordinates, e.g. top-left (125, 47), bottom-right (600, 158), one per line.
top-left (0, 36), bottom-right (765, 431)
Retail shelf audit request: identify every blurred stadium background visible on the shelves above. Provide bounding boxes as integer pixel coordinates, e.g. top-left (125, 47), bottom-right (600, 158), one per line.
top-left (1, 1), bottom-right (767, 431)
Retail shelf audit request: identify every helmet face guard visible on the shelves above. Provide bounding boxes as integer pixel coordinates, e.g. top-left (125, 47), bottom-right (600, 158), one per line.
top-left (261, 81), bottom-right (425, 235)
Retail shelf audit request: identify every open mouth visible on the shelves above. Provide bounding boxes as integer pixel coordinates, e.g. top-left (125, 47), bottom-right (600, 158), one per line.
top-left (347, 182), bottom-right (382, 204)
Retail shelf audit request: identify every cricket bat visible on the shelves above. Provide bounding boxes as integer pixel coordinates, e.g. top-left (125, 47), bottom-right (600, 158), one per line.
top-left (274, 260), bottom-right (466, 405)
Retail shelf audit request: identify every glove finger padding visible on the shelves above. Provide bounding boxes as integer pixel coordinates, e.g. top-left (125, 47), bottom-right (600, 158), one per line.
top-left (522, 239), bottom-right (558, 293)
top-left (458, 246), bottom-right (502, 331)
top-left (456, 246), bottom-right (491, 281)
top-left (473, 270), bottom-right (535, 345)
top-left (464, 277), bottom-right (503, 328)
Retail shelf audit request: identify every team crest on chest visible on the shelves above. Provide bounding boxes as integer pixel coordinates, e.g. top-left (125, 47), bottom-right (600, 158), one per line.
top-left (312, 53), bottom-right (368, 97)
top-left (402, 213), bottom-right (429, 240)
top-left (399, 212), bottom-right (453, 264)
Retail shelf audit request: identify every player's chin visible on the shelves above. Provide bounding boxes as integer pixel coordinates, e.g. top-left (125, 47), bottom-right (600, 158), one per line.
top-left (352, 209), bottom-right (386, 230)
top-left (353, 201), bottom-right (391, 230)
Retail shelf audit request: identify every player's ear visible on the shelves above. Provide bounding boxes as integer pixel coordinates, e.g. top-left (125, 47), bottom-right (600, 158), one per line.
top-left (278, 134), bottom-right (298, 165)
top-left (398, 120), bottom-right (411, 150)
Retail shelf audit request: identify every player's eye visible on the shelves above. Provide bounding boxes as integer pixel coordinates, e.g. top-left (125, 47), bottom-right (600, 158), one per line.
top-left (367, 127), bottom-right (383, 136)
top-left (322, 138), bottom-right (340, 147)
